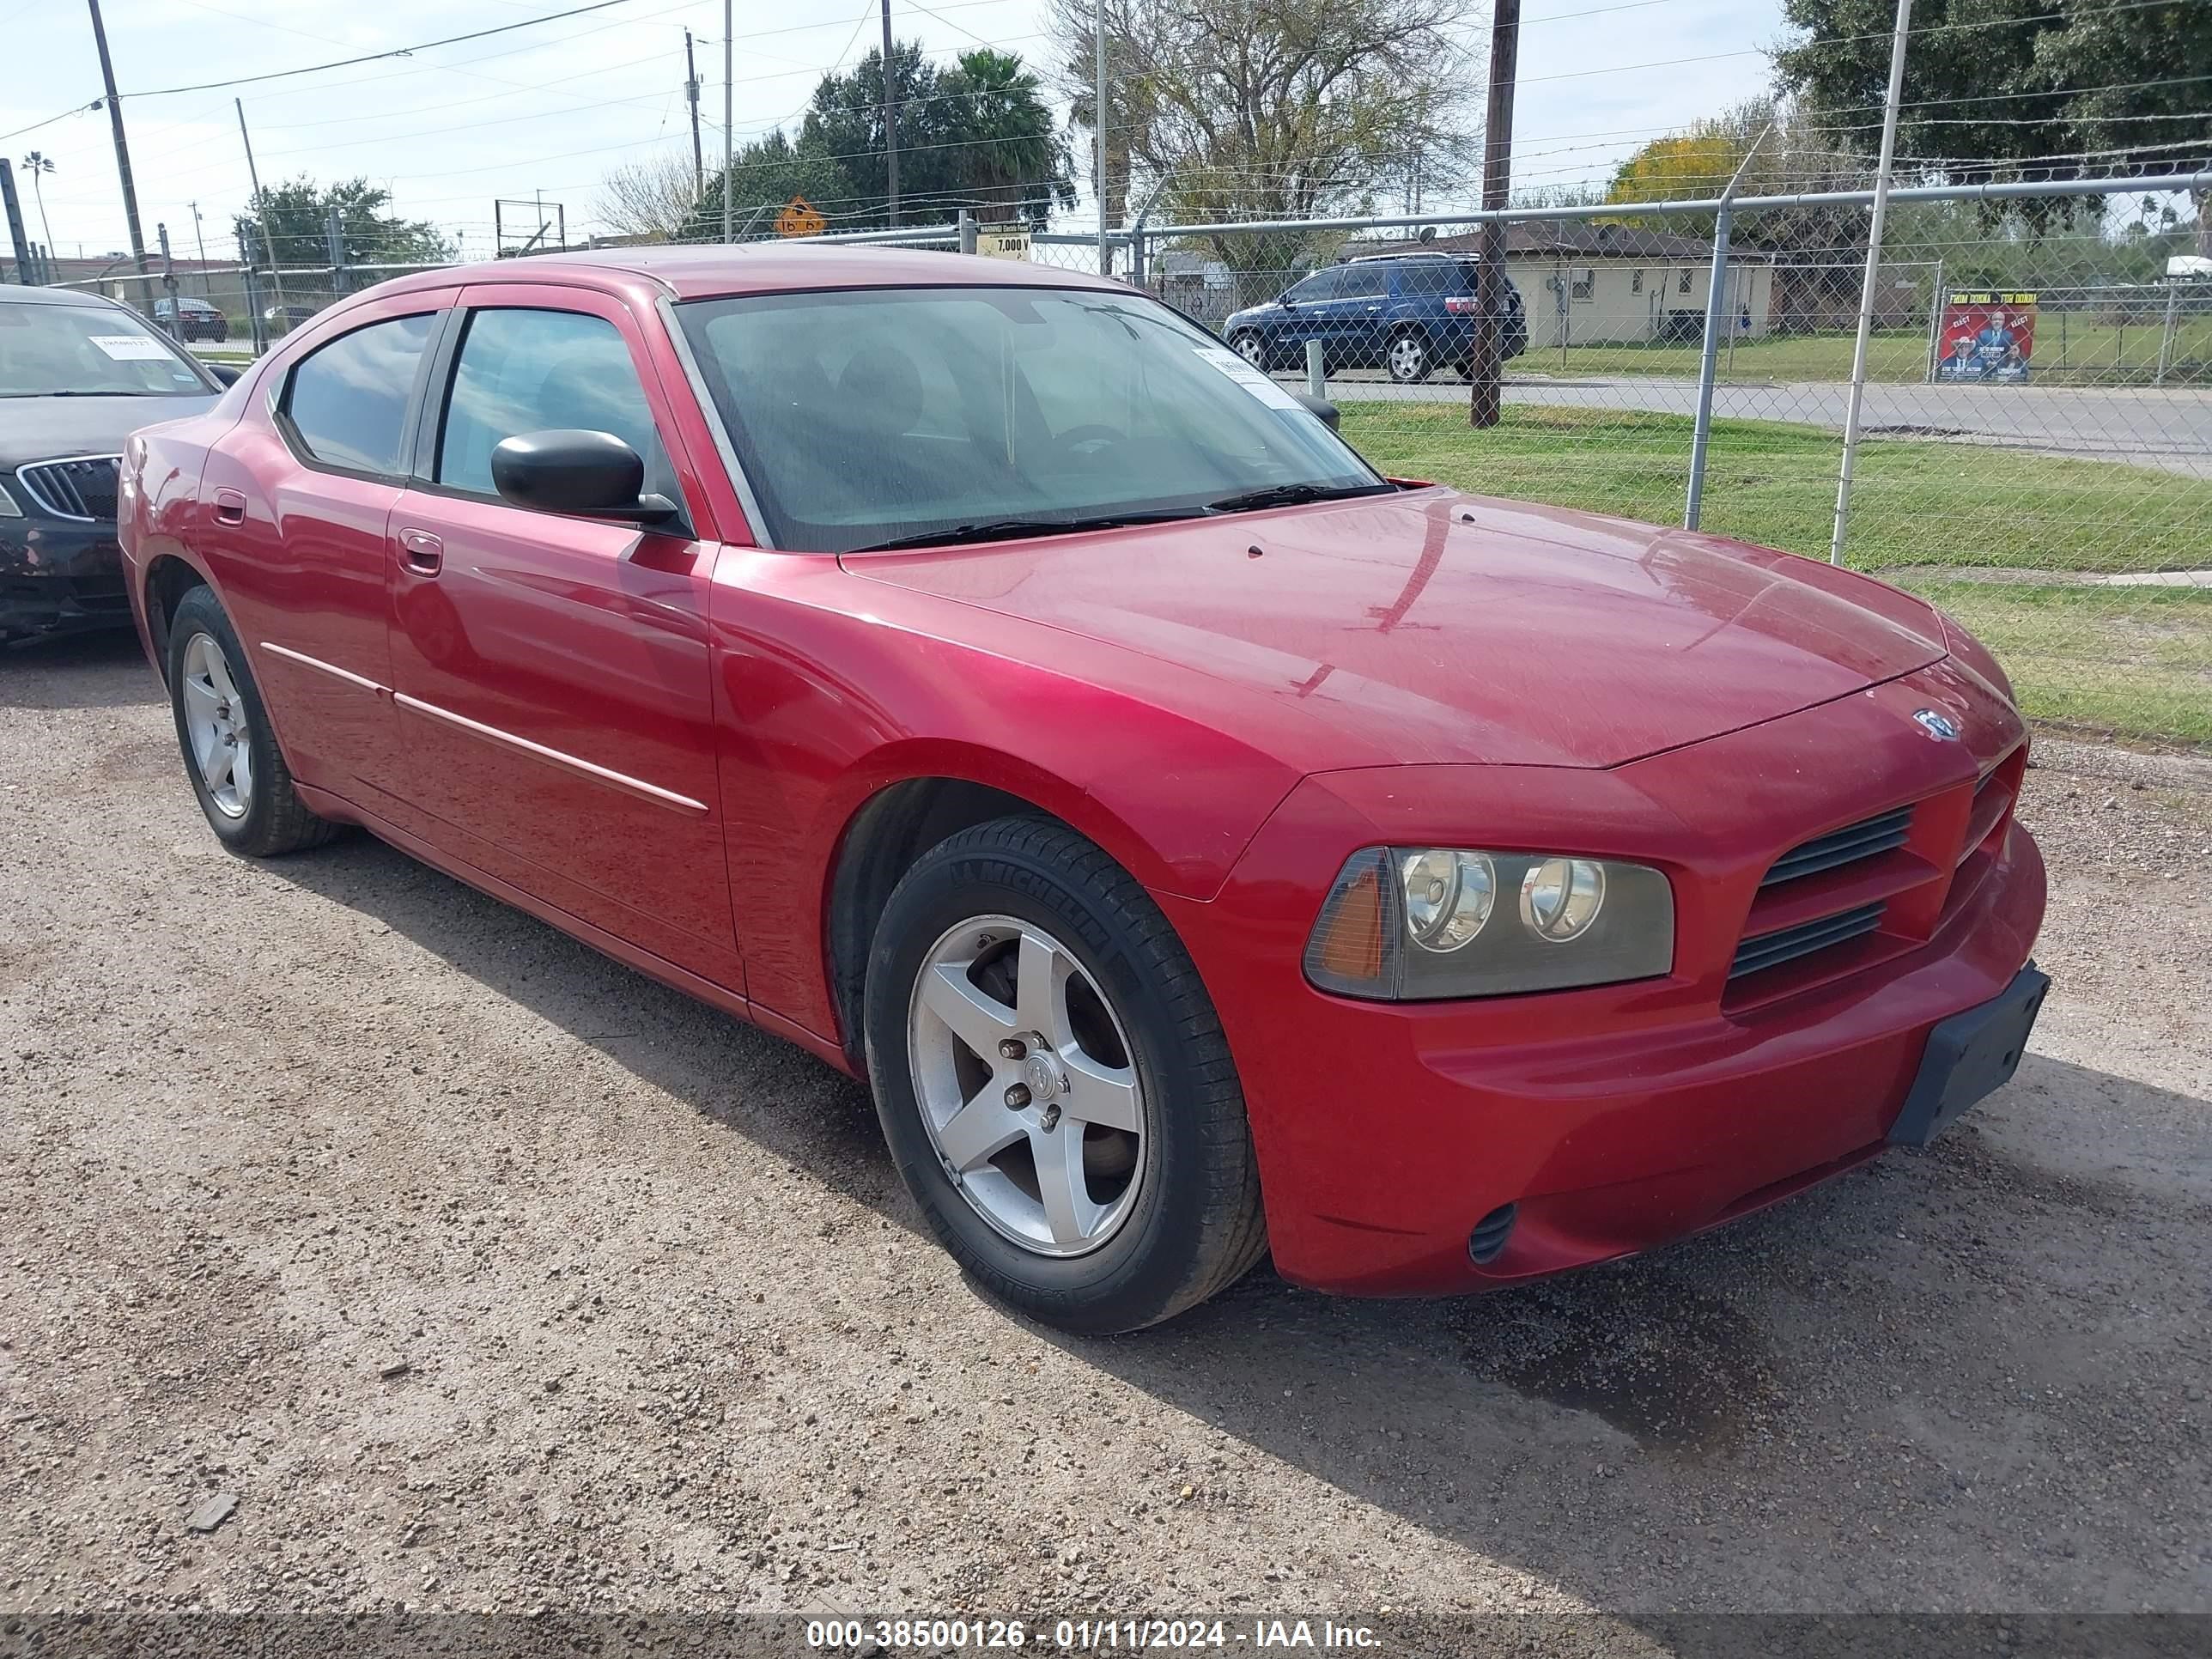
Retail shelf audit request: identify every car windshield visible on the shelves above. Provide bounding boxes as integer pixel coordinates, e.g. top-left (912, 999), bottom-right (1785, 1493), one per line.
top-left (676, 284), bottom-right (1384, 553)
top-left (0, 301), bottom-right (211, 397)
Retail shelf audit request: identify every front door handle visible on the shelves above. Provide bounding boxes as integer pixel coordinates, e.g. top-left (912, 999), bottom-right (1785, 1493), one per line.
top-left (212, 488), bottom-right (246, 525)
top-left (398, 527), bottom-right (443, 575)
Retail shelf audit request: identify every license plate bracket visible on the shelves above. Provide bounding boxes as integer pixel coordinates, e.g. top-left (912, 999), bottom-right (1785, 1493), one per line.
top-left (1889, 963), bottom-right (2050, 1147)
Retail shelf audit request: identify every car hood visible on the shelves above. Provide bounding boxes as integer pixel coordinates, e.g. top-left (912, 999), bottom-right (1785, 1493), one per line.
top-left (0, 393), bottom-right (217, 471)
top-left (845, 488), bottom-right (1950, 770)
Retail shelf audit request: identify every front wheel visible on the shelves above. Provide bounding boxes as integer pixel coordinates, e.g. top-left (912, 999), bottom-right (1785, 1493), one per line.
top-left (865, 817), bottom-right (1267, 1334)
top-left (1230, 330), bottom-right (1270, 373)
top-left (1386, 329), bottom-right (1434, 384)
top-left (166, 586), bottom-right (339, 857)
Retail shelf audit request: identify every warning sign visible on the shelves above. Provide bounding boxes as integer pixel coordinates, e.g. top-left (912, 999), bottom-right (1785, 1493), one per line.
top-left (976, 228), bottom-right (1031, 261)
top-left (775, 196), bottom-right (826, 238)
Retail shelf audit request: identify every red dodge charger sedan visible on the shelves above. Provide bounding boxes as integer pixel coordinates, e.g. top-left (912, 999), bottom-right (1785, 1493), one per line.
top-left (118, 246), bottom-right (2047, 1332)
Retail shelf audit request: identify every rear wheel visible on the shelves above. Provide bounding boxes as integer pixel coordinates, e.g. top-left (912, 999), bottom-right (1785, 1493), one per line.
top-left (865, 817), bottom-right (1267, 1333)
top-left (1386, 328), bottom-right (1434, 384)
top-left (166, 586), bottom-right (338, 857)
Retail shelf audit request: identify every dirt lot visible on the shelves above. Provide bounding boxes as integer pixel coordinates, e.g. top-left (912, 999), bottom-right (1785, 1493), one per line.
top-left (3, 632), bottom-right (2209, 1634)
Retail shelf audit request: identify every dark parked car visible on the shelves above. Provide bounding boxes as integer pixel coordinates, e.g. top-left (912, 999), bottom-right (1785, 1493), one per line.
top-left (2, 284), bottom-right (224, 644)
top-left (152, 295), bottom-right (229, 342)
top-left (262, 303), bottom-right (321, 334)
top-left (1224, 252), bottom-right (1529, 383)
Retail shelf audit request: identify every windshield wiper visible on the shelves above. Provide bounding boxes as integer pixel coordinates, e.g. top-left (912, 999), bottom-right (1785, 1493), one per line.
top-left (5, 389), bottom-right (176, 398)
top-left (848, 509), bottom-right (1206, 553)
top-left (1204, 482), bottom-right (1399, 514)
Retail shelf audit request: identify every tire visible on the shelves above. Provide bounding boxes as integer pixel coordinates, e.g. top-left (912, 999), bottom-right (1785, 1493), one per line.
top-left (166, 585), bottom-right (339, 858)
top-left (1386, 328), bottom-right (1433, 384)
top-left (1230, 330), bottom-right (1270, 373)
top-left (864, 816), bottom-right (1268, 1334)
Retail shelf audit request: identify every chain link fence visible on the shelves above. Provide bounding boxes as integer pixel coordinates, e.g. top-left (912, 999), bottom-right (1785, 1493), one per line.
top-left (47, 177), bottom-right (2209, 745)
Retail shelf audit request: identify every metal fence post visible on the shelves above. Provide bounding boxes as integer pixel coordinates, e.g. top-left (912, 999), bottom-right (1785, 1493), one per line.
top-left (2154, 278), bottom-right (2180, 387)
top-left (1683, 202), bottom-right (1732, 532)
top-left (1305, 339), bottom-right (1326, 399)
top-left (1684, 126), bottom-right (1766, 532)
top-left (1923, 257), bottom-right (1944, 383)
top-left (957, 211), bottom-right (977, 256)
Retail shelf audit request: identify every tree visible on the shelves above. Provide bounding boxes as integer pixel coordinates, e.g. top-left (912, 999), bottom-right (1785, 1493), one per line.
top-left (21, 151), bottom-right (57, 258)
top-left (597, 152), bottom-right (702, 240)
top-left (1046, 0), bottom-right (1479, 289)
top-left (234, 177), bottom-right (450, 270)
top-left (679, 129), bottom-right (860, 241)
top-left (942, 48), bottom-right (1076, 224)
top-left (1772, 0), bottom-right (2212, 223)
top-left (678, 44), bottom-right (1071, 238)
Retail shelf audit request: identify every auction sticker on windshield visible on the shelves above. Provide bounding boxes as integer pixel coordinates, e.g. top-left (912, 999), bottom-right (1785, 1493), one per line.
top-left (89, 334), bottom-right (173, 361)
top-left (1193, 343), bottom-right (1309, 412)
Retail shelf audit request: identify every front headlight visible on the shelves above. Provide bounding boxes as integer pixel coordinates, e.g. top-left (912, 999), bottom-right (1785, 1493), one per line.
top-left (1304, 846), bottom-right (1674, 1000)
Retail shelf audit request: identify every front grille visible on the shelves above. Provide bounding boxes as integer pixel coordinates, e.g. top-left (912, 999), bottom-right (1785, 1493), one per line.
top-left (1730, 902), bottom-right (1886, 981)
top-left (1761, 805), bottom-right (1913, 887)
top-left (15, 455), bottom-right (123, 522)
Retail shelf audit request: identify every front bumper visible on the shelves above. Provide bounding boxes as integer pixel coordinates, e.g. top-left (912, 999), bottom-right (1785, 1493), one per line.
top-left (1163, 659), bottom-right (2047, 1295)
top-left (2, 516), bottom-right (131, 644)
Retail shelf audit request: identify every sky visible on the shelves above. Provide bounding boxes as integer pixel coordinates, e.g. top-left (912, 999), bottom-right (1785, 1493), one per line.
top-left (1, 0), bottom-right (1787, 265)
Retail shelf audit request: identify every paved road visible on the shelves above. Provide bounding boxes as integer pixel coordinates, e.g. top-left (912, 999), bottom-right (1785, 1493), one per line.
top-left (1326, 373), bottom-right (2212, 477)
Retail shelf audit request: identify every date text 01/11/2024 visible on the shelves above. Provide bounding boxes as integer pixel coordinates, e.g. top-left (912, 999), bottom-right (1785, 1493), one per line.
top-left (805, 1619), bottom-right (1383, 1650)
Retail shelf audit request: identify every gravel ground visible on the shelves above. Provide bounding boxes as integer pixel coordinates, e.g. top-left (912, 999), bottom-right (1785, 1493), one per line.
top-left (2, 631), bottom-right (2208, 1635)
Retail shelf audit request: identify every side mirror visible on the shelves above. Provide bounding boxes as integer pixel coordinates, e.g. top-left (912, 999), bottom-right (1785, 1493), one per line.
top-left (1293, 392), bottom-right (1340, 431)
top-left (490, 429), bottom-right (678, 525)
top-left (207, 362), bottom-right (243, 387)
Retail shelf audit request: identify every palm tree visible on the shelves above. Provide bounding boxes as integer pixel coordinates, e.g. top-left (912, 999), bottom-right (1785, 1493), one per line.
top-left (21, 151), bottom-right (58, 264)
top-left (945, 51), bottom-right (1073, 226)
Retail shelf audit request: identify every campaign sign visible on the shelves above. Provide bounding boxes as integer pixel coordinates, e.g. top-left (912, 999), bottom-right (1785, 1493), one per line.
top-left (1936, 291), bottom-right (2037, 382)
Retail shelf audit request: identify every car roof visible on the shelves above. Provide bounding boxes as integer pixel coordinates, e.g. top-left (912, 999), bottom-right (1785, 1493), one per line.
top-left (365, 241), bottom-right (1122, 304)
top-left (0, 283), bottom-right (128, 308)
top-left (1343, 251), bottom-right (1479, 265)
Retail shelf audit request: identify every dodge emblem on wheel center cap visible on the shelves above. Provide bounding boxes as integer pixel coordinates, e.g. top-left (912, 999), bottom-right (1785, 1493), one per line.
top-left (1912, 708), bottom-right (1961, 741)
top-left (1022, 1051), bottom-right (1063, 1103)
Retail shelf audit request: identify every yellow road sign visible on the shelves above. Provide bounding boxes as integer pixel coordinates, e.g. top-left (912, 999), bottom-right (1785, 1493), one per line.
top-left (775, 196), bottom-right (826, 238)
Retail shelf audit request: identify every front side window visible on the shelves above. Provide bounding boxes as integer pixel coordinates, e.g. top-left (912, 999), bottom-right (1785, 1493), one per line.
top-left (283, 313), bottom-right (437, 475)
top-left (1284, 269), bottom-right (1341, 303)
top-left (677, 285), bottom-right (1382, 554)
top-left (0, 300), bottom-right (211, 398)
top-left (437, 307), bottom-right (674, 501)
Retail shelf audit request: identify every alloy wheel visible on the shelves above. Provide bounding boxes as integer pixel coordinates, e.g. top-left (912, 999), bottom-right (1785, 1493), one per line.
top-left (1389, 334), bottom-right (1428, 382)
top-left (906, 915), bottom-right (1148, 1257)
top-left (179, 632), bottom-right (253, 819)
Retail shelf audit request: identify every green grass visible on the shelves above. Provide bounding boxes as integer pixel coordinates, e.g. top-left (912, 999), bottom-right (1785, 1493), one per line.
top-left (1531, 318), bottom-right (2212, 386)
top-left (1904, 580), bottom-right (2212, 746)
top-left (1345, 402), bottom-right (2212, 746)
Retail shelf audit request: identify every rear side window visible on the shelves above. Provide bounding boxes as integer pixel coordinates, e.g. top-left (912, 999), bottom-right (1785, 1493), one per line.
top-left (435, 307), bottom-right (675, 501)
top-left (1338, 263), bottom-right (1388, 300)
top-left (283, 313), bottom-right (437, 475)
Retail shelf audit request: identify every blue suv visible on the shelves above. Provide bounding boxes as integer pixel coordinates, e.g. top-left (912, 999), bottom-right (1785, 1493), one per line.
top-left (1222, 253), bottom-right (1529, 384)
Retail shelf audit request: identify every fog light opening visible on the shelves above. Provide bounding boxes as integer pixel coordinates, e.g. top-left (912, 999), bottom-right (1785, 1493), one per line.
top-left (1468, 1202), bottom-right (1518, 1266)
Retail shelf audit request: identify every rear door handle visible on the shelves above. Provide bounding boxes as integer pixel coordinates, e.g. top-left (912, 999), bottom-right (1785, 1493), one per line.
top-left (398, 527), bottom-right (443, 575)
top-left (212, 488), bottom-right (246, 525)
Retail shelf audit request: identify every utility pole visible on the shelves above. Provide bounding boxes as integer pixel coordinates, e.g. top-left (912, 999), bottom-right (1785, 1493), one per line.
top-left (86, 0), bottom-right (149, 276)
top-left (156, 221), bottom-right (177, 332)
top-left (881, 0), bottom-right (900, 226)
top-left (189, 200), bottom-right (210, 299)
top-left (684, 30), bottom-right (705, 196)
top-left (720, 0), bottom-right (733, 242)
top-left (236, 99), bottom-right (285, 303)
top-left (1, 161), bottom-right (33, 286)
top-left (1094, 0), bottom-right (1109, 274)
top-left (1468, 0), bottom-right (1518, 428)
